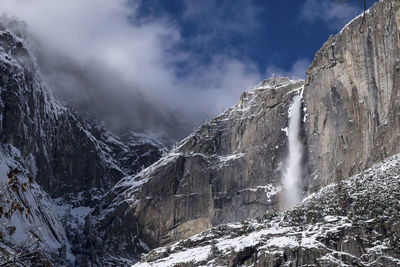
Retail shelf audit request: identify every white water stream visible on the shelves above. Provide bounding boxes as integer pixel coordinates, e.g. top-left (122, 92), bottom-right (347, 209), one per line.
top-left (280, 88), bottom-right (304, 210)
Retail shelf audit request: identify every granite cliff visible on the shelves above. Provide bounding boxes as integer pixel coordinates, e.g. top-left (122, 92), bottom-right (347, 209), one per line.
top-left (303, 0), bottom-right (400, 192)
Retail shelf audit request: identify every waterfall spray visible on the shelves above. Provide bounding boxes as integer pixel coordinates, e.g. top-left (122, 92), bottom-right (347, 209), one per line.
top-left (280, 88), bottom-right (304, 210)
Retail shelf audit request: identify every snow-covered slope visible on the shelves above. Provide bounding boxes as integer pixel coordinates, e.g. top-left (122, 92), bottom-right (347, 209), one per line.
top-left (135, 152), bottom-right (400, 266)
top-left (0, 145), bottom-right (69, 265)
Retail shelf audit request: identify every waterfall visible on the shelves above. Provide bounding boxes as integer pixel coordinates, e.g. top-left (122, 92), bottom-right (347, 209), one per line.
top-left (280, 88), bottom-right (304, 210)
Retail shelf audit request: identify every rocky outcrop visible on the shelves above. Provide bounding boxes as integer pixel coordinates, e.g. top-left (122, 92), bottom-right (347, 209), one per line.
top-left (304, 0), bottom-right (400, 192)
top-left (90, 77), bottom-right (305, 260)
top-left (134, 152), bottom-right (400, 266)
top-left (0, 19), bottom-right (165, 199)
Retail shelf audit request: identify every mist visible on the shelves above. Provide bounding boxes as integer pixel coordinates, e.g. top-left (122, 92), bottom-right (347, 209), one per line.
top-left (0, 0), bottom-right (263, 141)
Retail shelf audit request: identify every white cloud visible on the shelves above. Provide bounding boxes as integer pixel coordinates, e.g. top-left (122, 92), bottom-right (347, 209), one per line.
top-left (300, 0), bottom-right (361, 31)
top-left (265, 57), bottom-right (311, 80)
top-left (0, 0), bottom-right (263, 139)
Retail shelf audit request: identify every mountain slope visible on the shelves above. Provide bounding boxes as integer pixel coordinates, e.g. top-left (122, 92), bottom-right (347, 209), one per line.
top-left (0, 18), bottom-right (167, 265)
top-left (135, 152), bottom-right (400, 266)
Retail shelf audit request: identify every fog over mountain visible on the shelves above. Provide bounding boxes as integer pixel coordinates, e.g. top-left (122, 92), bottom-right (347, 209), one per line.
top-left (0, 0), bottom-right (266, 141)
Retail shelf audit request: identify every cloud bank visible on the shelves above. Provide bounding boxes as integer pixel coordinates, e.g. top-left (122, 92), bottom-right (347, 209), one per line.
top-left (0, 0), bottom-right (321, 141)
top-left (0, 0), bottom-right (267, 141)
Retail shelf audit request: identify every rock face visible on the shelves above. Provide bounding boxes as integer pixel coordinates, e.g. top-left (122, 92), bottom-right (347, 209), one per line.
top-left (0, 19), bottom-right (165, 199)
top-left (90, 78), bottom-right (305, 260)
top-left (304, 0), bottom-right (400, 192)
top-left (134, 152), bottom-right (400, 267)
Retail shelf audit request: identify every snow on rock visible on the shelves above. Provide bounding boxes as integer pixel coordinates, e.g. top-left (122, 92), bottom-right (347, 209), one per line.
top-left (0, 145), bottom-right (69, 265)
top-left (136, 152), bottom-right (400, 266)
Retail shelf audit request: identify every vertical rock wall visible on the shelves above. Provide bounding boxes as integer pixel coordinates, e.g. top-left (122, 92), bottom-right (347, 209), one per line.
top-left (304, 0), bottom-right (400, 191)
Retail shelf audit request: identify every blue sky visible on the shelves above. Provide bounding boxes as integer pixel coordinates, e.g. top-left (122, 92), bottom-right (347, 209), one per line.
top-left (134, 0), bottom-right (378, 78)
top-left (0, 0), bottom-right (379, 138)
